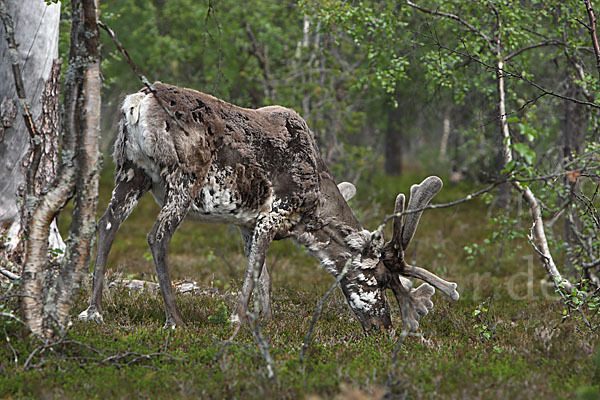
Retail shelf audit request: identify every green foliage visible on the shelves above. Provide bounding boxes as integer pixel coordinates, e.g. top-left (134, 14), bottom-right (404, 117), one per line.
top-left (472, 301), bottom-right (495, 341)
top-left (207, 301), bottom-right (229, 326)
top-left (302, 0), bottom-right (408, 95)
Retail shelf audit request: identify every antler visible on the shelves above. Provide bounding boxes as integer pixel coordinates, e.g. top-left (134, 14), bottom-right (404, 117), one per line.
top-left (389, 276), bottom-right (435, 332)
top-left (402, 176), bottom-right (443, 250)
top-left (382, 176), bottom-right (459, 331)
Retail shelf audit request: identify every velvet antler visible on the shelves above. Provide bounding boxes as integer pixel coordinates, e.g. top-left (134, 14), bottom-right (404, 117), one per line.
top-left (384, 176), bottom-right (459, 330)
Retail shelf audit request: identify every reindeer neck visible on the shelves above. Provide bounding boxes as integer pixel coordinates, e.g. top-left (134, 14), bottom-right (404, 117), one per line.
top-left (292, 165), bottom-right (373, 276)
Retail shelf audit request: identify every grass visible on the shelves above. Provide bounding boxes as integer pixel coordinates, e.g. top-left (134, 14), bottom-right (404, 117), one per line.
top-left (1, 165), bottom-right (599, 399)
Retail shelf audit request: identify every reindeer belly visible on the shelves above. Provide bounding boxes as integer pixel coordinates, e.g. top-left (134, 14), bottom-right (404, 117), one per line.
top-left (189, 181), bottom-right (263, 226)
top-left (150, 164), bottom-right (270, 227)
top-left (149, 182), bottom-right (264, 228)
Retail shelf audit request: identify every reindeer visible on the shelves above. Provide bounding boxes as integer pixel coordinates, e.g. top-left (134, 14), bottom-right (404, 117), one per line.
top-left (78, 82), bottom-right (459, 332)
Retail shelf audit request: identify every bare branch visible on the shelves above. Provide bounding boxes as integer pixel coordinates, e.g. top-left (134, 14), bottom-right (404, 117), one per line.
top-left (0, 264), bottom-right (19, 280)
top-left (300, 257), bottom-right (352, 364)
top-left (583, 0), bottom-right (600, 77)
top-left (519, 184), bottom-right (574, 293)
top-left (0, 311), bottom-right (26, 326)
top-left (432, 39), bottom-right (600, 108)
top-left (505, 40), bottom-right (565, 61)
top-left (405, 0), bottom-right (494, 50)
top-left (582, 258), bottom-right (600, 270)
top-left (3, 327), bottom-right (18, 365)
top-left (245, 22), bottom-right (275, 99)
top-left (205, 0), bottom-right (223, 93)
top-left (98, 21), bottom-right (192, 136)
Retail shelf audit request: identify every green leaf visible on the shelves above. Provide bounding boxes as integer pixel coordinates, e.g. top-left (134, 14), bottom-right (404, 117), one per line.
top-left (512, 142), bottom-right (536, 165)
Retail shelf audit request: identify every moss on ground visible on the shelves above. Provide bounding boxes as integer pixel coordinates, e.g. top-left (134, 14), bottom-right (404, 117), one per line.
top-left (2, 167), bottom-right (598, 399)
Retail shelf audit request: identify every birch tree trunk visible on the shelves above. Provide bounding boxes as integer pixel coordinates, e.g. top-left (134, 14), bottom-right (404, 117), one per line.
top-left (0, 0), bottom-right (64, 269)
top-left (495, 59), bottom-right (573, 293)
top-left (13, 0), bottom-right (102, 339)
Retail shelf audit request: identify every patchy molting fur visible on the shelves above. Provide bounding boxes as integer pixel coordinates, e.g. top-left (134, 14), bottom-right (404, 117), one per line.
top-left (115, 83), bottom-right (322, 231)
top-left (102, 82), bottom-right (396, 331)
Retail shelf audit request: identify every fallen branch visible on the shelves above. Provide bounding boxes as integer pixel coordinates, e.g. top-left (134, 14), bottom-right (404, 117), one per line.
top-left (21, 337), bottom-right (182, 370)
top-left (0, 265), bottom-right (19, 280)
top-left (108, 278), bottom-right (218, 296)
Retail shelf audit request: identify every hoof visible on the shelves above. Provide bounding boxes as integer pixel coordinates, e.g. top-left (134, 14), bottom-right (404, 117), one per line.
top-left (163, 320), bottom-right (178, 330)
top-left (78, 306), bottom-right (104, 323)
top-left (230, 313), bottom-right (243, 324)
top-left (163, 315), bottom-right (184, 330)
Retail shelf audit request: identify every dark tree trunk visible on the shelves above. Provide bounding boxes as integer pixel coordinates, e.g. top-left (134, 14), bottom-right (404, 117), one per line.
top-left (385, 98), bottom-right (403, 175)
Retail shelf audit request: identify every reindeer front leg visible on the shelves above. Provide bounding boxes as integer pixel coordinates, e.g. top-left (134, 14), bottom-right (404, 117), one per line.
top-left (232, 221), bottom-right (275, 324)
top-left (240, 228), bottom-right (273, 320)
top-left (147, 179), bottom-right (194, 329)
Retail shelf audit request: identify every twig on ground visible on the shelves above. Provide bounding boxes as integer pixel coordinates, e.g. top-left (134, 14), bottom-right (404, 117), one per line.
top-left (3, 327), bottom-right (18, 365)
top-left (21, 337), bottom-right (181, 370)
top-left (162, 329), bottom-right (171, 352)
top-left (300, 257), bottom-right (352, 363)
top-left (0, 312), bottom-right (27, 327)
top-left (384, 322), bottom-right (412, 398)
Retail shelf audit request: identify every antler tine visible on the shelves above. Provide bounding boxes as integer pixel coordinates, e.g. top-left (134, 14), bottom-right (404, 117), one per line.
top-left (401, 176), bottom-right (443, 250)
top-left (389, 275), bottom-right (436, 332)
top-left (390, 193), bottom-right (405, 246)
top-left (403, 264), bottom-right (460, 301)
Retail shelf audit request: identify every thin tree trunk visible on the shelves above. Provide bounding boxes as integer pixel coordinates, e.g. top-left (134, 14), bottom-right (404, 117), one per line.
top-left (439, 108), bottom-right (450, 162)
top-left (495, 59), bottom-right (512, 208)
top-left (495, 58), bottom-right (573, 292)
top-left (48, 0), bottom-right (101, 330)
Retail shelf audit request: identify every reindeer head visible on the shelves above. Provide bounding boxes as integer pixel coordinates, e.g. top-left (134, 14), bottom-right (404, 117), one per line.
top-left (338, 176), bottom-right (459, 333)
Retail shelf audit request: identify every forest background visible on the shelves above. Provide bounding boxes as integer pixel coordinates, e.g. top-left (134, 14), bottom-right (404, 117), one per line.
top-left (1, 0), bottom-right (600, 398)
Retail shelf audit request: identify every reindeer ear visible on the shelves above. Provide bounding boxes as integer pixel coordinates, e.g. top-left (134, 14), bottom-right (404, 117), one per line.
top-left (402, 176), bottom-right (443, 250)
top-left (337, 182), bottom-right (356, 202)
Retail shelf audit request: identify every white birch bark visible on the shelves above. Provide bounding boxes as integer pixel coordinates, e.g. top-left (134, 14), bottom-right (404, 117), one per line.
top-left (0, 0), bottom-right (64, 262)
